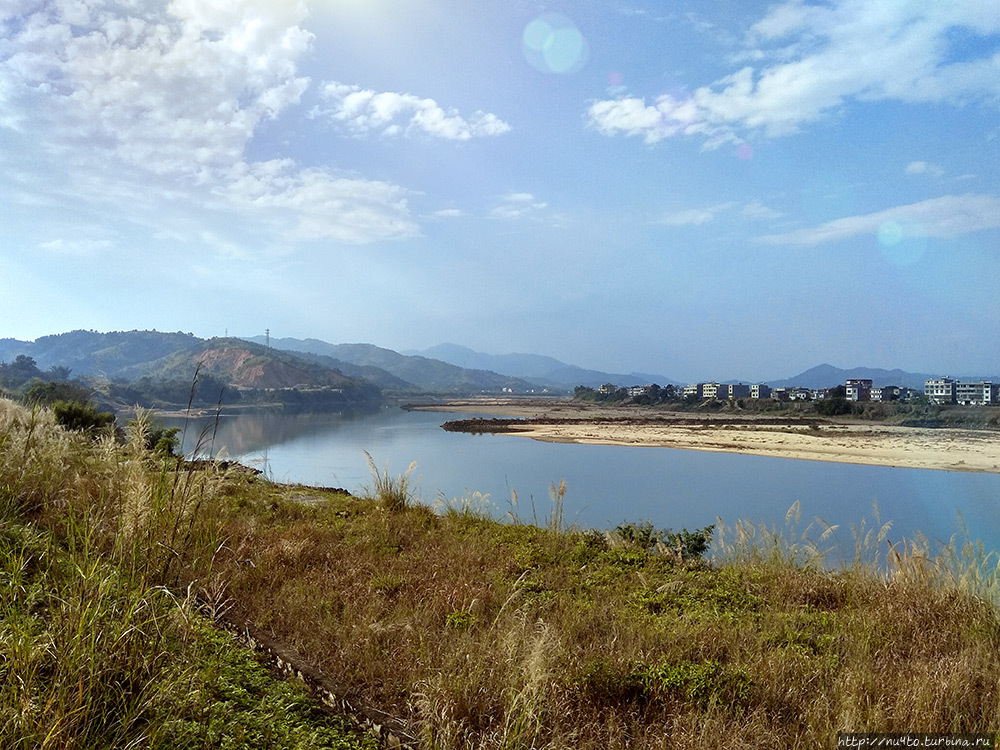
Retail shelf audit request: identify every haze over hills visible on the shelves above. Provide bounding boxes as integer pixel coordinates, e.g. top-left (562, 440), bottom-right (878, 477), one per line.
top-left (2, 331), bottom-right (994, 398)
top-left (405, 343), bottom-right (680, 390)
top-left (0, 330), bottom-right (199, 378)
top-left (768, 365), bottom-right (937, 391)
top-left (0, 331), bottom-right (383, 410)
top-left (244, 336), bottom-right (542, 393)
top-left (768, 364), bottom-right (1000, 391)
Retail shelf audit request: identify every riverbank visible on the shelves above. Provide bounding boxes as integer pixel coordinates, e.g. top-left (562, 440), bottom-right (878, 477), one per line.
top-left (412, 399), bottom-right (1000, 474)
top-left (6, 394), bottom-right (1000, 748)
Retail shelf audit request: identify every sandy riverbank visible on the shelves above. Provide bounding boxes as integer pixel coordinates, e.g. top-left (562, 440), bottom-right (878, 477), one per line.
top-left (410, 399), bottom-right (1000, 474)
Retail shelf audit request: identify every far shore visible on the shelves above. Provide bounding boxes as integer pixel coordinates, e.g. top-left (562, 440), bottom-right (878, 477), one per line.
top-left (409, 399), bottom-right (1000, 475)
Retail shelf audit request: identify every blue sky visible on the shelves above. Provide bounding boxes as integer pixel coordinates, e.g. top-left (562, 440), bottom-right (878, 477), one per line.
top-left (1, 0), bottom-right (999, 383)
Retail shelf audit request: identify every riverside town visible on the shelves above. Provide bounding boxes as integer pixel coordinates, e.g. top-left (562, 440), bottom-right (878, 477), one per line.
top-left (599, 378), bottom-right (997, 406)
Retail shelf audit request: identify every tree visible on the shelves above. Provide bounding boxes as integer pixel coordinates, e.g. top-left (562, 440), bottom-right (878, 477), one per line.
top-left (23, 379), bottom-right (91, 407)
top-left (46, 365), bottom-right (73, 381)
top-left (0, 355), bottom-right (42, 387)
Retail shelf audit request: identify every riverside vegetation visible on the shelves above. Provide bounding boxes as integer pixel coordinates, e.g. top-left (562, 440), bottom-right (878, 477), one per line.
top-left (3, 394), bottom-right (1000, 748)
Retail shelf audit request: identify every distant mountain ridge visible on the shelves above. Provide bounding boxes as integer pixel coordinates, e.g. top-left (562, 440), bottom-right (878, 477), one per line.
top-left (0, 330), bottom-right (199, 377)
top-left (3, 331), bottom-right (994, 396)
top-left (770, 364), bottom-right (949, 390)
top-left (407, 343), bottom-right (680, 389)
top-left (0, 331), bottom-right (382, 410)
top-left (243, 337), bottom-right (541, 393)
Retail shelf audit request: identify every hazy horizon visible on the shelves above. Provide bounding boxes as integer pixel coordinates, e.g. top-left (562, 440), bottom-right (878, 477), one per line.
top-left (6, 328), bottom-right (997, 388)
top-left (2, 2), bottom-right (998, 382)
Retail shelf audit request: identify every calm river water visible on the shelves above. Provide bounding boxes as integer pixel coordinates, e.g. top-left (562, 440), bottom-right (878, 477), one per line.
top-left (165, 407), bottom-right (1000, 563)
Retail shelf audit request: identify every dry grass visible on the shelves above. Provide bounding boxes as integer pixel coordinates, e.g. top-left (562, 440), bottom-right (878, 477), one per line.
top-left (207, 466), bottom-right (1000, 749)
top-left (0, 397), bottom-right (373, 749)
top-left (5, 395), bottom-right (1000, 748)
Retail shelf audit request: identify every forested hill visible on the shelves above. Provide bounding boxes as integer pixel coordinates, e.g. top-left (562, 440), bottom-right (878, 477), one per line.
top-left (0, 330), bottom-right (541, 400)
top-left (0, 331), bottom-right (382, 411)
top-left (0, 330), bottom-right (199, 378)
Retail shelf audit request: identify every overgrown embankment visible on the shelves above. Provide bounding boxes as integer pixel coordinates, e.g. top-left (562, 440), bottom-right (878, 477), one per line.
top-left (211, 469), bottom-right (1000, 747)
top-left (4, 395), bottom-right (1000, 749)
top-left (0, 398), bottom-right (374, 749)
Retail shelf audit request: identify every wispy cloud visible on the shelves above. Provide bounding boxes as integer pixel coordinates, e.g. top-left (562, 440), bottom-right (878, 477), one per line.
top-left (657, 202), bottom-right (739, 226)
top-left (758, 194), bottom-right (1000, 246)
top-left (588, 2), bottom-right (1000, 148)
top-left (39, 238), bottom-right (113, 256)
top-left (490, 192), bottom-right (549, 220)
top-left (905, 161), bottom-right (945, 177)
top-left (426, 208), bottom-right (465, 219)
top-left (741, 200), bottom-right (783, 220)
top-left (316, 82), bottom-right (511, 140)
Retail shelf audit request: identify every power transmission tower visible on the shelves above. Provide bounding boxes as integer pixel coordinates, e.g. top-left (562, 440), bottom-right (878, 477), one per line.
top-left (265, 328), bottom-right (270, 348)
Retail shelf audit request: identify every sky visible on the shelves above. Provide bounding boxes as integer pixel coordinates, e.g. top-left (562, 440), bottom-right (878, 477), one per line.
top-left (1, 0), bottom-right (999, 383)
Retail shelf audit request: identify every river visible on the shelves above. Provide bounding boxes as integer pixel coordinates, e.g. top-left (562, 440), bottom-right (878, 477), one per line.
top-left (164, 406), bottom-right (1000, 564)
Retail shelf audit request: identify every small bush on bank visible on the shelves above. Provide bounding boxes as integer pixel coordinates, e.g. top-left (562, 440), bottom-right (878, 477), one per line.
top-left (52, 398), bottom-right (116, 435)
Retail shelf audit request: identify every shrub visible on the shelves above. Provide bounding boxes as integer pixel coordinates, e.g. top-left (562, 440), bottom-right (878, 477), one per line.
top-left (615, 520), bottom-right (715, 559)
top-left (51, 399), bottom-right (116, 435)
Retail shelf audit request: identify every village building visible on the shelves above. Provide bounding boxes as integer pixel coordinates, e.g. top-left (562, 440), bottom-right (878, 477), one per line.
top-left (954, 381), bottom-right (997, 406)
top-left (925, 378), bottom-right (956, 404)
top-left (871, 386), bottom-right (901, 402)
top-left (845, 379), bottom-right (873, 402)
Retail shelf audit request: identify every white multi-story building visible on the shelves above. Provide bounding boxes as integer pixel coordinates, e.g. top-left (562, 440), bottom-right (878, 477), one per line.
top-left (955, 381), bottom-right (997, 406)
top-left (627, 385), bottom-right (653, 398)
top-left (700, 382), bottom-right (722, 399)
top-left (751, 383), bottom-right (772, 399)
top-left (925, 378), bottom-right (956, 404)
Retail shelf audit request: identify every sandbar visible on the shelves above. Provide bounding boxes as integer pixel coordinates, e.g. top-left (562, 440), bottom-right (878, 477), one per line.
top-left (410, 399), bottom-right (1000, 474)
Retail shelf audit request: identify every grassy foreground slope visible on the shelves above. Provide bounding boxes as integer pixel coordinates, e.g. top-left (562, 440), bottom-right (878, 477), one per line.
top-left (2, 395), bottom-right (1000, 748)
top-left (0, 398), bottom-right (374, 749)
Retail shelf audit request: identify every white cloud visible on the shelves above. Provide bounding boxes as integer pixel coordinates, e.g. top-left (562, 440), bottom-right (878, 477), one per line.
top-left (490, 192), bottom-right (549, 220)
top-left (741, 200), bottom-right (783, 220)
top-left (905, 161), bottom-right (945, 177)
top-left (658, 203), bottom-right (735, 226)
top-left (222, 160), bottom-right (418, 244)
top-left (589, 2), bottom-right (1000, 147)
top-left (39, 238), bottom-right (113, 255)
top-left (0, 0), bottom-right (417, 246)
top-left (427, 208), bottom-right (465, 219)
top-left (317, 82), bottom-right (511, 140)
top-left (758, 194), bottom-right (1000, 245)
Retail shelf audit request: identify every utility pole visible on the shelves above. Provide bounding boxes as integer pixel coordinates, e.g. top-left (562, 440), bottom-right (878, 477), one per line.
top-left (265, 328), bottom-right (270, 349)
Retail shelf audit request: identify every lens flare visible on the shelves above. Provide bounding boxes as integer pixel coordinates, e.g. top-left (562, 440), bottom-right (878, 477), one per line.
top-left (877, 220), bottom-right (928, 266)
top-left (522, 13), bottom-right (588, 74)
top-left (736, 142), bottom-right (753, 160)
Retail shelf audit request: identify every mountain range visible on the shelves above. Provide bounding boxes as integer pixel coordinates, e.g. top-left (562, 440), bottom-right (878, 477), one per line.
top-left (243, 337), bottom-right (541, 393)
top-left (404, 343), bottom-right (679, 389)
top-left (1, 330), bottom-right (992, 397)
